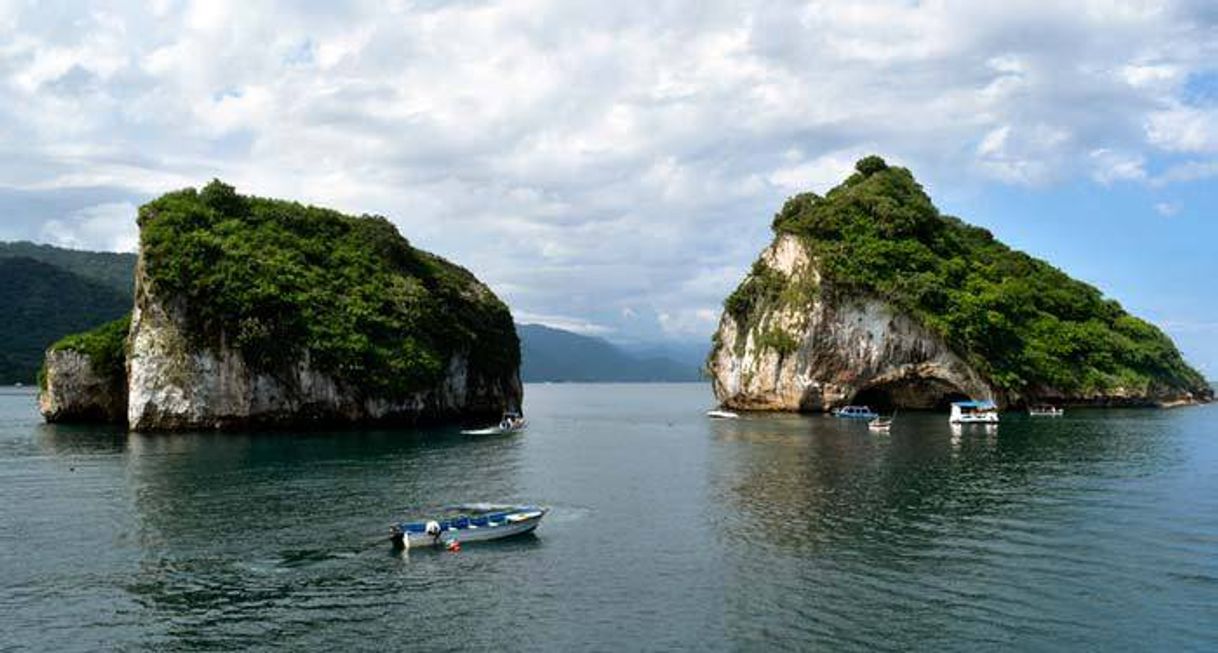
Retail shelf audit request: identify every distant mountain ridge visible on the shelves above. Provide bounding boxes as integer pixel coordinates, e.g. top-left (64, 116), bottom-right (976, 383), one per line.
top-left (1, 242), bottom-right (136, 383)
top-left (0, 256), bottom-right (132, 383)
top-left (0, 241), bottom-right (135, 295)
top-left (518, 323), bottom-right (702, 382)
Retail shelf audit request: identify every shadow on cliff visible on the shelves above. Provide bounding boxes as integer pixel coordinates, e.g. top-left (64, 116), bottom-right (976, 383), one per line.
top-left (849, 378), bottom-right (971, 411)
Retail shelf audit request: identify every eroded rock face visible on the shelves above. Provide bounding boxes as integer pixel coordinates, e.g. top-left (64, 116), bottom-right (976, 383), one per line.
top-left (126, 258), bottom-right (520, 430)
top-left (709, 239), bottom-right (992, 412)
top-left (39, 349), bottom-right (127, 423)
top-left (710, 234), bottom-right (1211, 411)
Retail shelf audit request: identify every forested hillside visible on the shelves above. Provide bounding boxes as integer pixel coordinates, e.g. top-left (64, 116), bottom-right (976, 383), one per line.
top-left (0, 257), bottom-right (131, 383)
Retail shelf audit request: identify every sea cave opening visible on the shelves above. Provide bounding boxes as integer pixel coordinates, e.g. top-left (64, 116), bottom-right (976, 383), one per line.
top-left (850, 378), bottom-right (970, 412)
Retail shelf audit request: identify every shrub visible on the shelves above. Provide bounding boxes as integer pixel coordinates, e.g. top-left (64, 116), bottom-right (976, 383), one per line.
top-left (46, 315), bottom-right (130, 383)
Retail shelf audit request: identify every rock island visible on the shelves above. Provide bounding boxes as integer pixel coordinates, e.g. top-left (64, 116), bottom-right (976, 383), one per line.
top-left (40, 181), bottom-right (521, 430)
top-left (709, 156), bottom-right (1212, 411)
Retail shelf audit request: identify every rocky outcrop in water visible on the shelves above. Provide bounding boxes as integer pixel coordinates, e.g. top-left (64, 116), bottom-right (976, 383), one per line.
top-left (39, 348), bottom-right (127, 423)
top-left (125, 266), bottom-right (517, 430)
top-left (710, 234), bottom-right (995, 411)
top-left (39, 316), bottom-right (129, 424)
top-left (709, 157), bottom-right (1212, 411)
top-left (40, 181), bottom-right (522, 431)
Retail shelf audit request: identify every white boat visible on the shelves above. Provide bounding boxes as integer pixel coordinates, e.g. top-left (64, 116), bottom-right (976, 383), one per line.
top-left (390, 503), bottom-right (547, 549)
top-left (949, 400), bottom-right (999, 424)
top-left (833, 405), bottom-right (879, 419)
top-left (1028, 404), bottom-right (1064, 417)
top-left (868, 417), bottom-right (893, 432)
top-left (706, 409), bottom-right (740, 419)
top-left (461, 411), bottom-right (527, 435)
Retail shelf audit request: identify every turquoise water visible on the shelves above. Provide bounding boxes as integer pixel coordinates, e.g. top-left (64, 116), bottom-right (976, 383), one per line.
top-left (2, 383), bottom-right (1217, 651)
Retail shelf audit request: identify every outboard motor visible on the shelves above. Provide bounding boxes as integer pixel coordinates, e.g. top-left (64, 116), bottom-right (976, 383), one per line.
top-left (425, 520), bottom-right (442, 544)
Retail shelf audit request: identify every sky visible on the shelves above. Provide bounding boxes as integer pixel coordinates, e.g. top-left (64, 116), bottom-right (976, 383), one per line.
top-left (1, 0), bottom-right (1216, 375)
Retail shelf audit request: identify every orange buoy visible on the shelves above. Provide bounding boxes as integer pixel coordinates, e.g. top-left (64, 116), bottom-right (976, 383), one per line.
top-left (447, 540), bottom-right (461, 552)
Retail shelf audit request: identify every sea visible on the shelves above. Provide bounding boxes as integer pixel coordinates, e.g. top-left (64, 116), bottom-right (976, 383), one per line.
top-left (2, 383), bottom-right (1216, 651)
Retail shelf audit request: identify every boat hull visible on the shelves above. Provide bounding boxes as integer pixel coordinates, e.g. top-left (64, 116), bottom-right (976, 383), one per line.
top-left (402, 518), bottom-right (541, 548)
top-left (950, 415), bottom-right (1000, 424)
top-left (460, 423), bottom-right (527, 435)
top-left (391, 507), bottom-right (547, 549)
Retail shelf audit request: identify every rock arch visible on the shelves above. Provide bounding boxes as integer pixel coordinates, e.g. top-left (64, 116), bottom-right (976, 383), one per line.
top-left (849, 375), bottom-right (971, 411)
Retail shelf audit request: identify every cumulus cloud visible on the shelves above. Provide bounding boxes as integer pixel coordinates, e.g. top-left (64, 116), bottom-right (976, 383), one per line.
top-left (1146, 103), bottom-right (1218, 152)
top-left (39, 201), bottom-right (139, 252)
top-left (1090, 148), bottom-right (1147, 184)
top-left (514, 312), bottom-right (615, 336)
top-left (1, 0), bottom-right (1217, 344)
top-left (768, 148), bottom-right (877, 194)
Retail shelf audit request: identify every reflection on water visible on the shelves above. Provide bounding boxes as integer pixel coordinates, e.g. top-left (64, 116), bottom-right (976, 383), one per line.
top-left (3, 386), bottom-right (1217, 651)
top-left (707, 409), bottom-right (1214, 649)
top-left (115, 426), bottom-right (532, 649)
top-left (710, 414), bottom-right (1008, 555)
top-left (36, 422), bottom-right (130, 456)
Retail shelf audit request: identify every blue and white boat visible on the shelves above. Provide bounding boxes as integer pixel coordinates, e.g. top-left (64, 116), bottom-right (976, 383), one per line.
top-left (950, 400), bottom-right (999, 424)
top-left (390, 503), bottom-right (547, 549)
top-left (833, 405), bottom-right (879, 419)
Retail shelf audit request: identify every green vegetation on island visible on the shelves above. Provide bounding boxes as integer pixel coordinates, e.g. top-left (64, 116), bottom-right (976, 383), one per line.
top-left (41, 315), bottom-right (130, 390)
top-left (727, 156), bottom-right (1209, 397)
top-left (136, 180), bottom-right (518, 396)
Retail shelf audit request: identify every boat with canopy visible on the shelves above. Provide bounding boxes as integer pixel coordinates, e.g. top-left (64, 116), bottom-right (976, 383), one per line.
top-left (949, 400), bottom-right (999, 424)
top-left (833, 405), bottom-right (879, 419)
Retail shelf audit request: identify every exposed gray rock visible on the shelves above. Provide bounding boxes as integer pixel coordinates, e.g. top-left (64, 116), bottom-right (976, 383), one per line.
top-left (39, 349), bottom-right (126, 423)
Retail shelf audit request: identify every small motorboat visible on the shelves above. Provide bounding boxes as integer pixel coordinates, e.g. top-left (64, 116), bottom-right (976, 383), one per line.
top-left (833, 405), bottom-right (879, 419)
top-left (390, 503), bottom-right (547, 549)
top-left (1028, 404), bottom-right (1064, 417)
top-left (868, 417), bottom-right (893, 432)
top-left (461, 411), bottom-right (527, 435)
top-left (706, 409), bottom-right (740, 419)
top-left (950, 400), bottom-right (999, 424)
